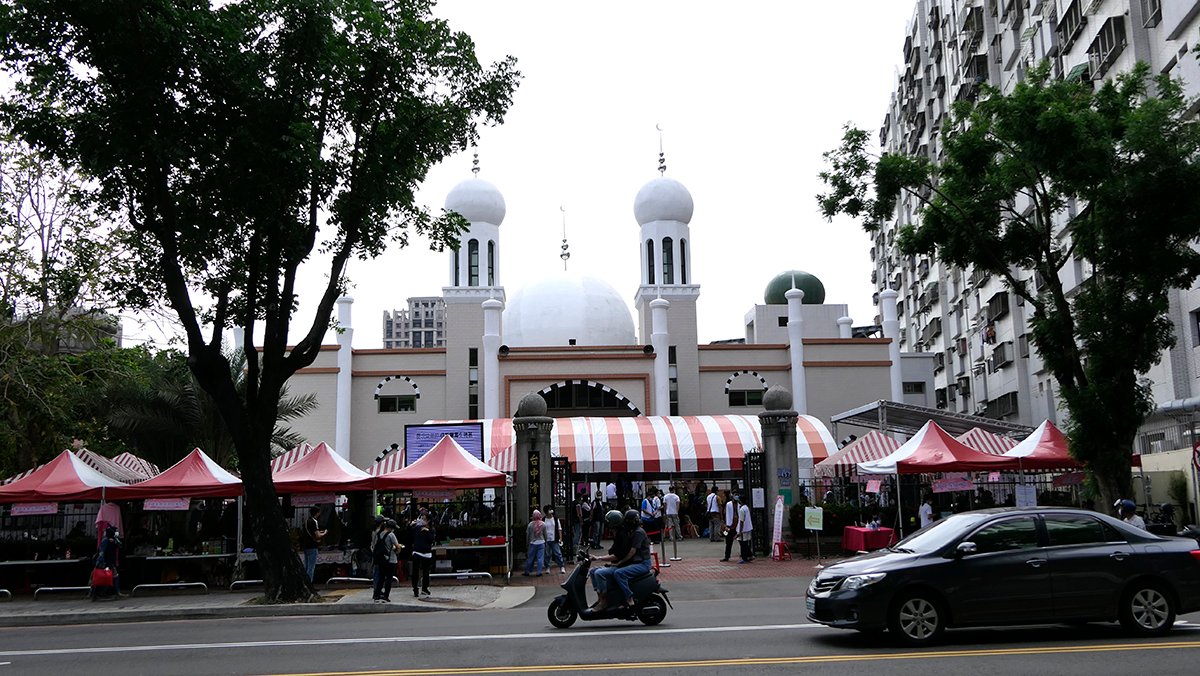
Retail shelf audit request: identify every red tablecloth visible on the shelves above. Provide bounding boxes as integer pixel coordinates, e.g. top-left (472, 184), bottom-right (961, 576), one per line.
top-left (841, 526), bottom-right (896, 552)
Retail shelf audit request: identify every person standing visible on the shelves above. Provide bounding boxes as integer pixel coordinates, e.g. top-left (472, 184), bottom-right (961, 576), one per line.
top-left (918, 495), bottom-right (934, 529)
top-left (410, 518), bottom-right (434, 597)
top-left (523, 510), bottom-right (546, 577)
top-left (722, 491), bottom-right (738, 562)
top-left (706, 486), bottom-right (722, 542)
top-left (575, 494), bottom-right (590, 552)
top-left (91, 526), bottom-right (123, 600)
top-left (544, 505), bottom-right (566, 574)
top-left (663, 486), bottom-right (681, 542)
top-left (590, 491), bottom-right (606, 548)
top-left (737, 498), bottom-right (754, 564)
top-left (372, 520), bottom-right (400, 602)
top-left (300, 506), bottom-right (327, 582)
top-left (605, 481), bottom-right (618, 506)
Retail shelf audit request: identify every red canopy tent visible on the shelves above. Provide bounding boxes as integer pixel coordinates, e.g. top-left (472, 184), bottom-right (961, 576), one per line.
top-left (1002, 420), bottom-right (1081, 470)
top-left (0, 450), bottom-right (124, 502)
top-left (374, 436), bottom-right (507, 490)
top-left (272, 442), bottom-right (373, 493)
top-left (107, 449), bottom-right (242, 500)
top-left (858, 421), bottom-right (1012, 474)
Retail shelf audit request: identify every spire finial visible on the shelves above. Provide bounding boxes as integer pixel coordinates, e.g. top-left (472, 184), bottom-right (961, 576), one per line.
top-left (471, 150), bottom-right (480, 177)
top-left (656, 123), bottom-right (666, 176)
top-left (559, 205), bottom-right (571, 271)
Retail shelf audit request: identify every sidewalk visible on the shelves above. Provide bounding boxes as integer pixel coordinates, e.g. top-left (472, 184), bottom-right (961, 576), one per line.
top-left (0, 583), bottom-right (535, 628)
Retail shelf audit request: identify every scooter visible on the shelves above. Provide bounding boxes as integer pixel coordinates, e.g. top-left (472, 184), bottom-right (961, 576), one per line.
top-left (547, 548), bottom-right (671, 628)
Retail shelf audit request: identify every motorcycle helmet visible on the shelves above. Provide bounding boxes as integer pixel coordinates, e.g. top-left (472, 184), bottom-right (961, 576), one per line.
top-left (623, 509), bottom-right (640, 528)
top-left (1119, 499), bottom-right (1137, 513)
top-left (604, 509), bottom-right (624, 528)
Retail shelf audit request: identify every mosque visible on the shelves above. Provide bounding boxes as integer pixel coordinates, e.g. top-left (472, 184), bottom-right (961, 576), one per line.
top-left (284, 161), bottom-right (933, 474)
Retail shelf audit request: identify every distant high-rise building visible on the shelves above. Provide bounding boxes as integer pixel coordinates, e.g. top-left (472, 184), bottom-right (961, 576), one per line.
top-left (383, 297), bottom-right (446, 349)
top-left (877, 1), bottom-right (1200, 452)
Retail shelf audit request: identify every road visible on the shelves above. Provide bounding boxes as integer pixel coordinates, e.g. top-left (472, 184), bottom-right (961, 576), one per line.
top-left (2, 579), bottom-right (1199, 675)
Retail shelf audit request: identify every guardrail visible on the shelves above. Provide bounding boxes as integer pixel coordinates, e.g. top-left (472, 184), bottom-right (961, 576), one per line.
top-left (0, 589), bottom-right (11, 601)
top-left (33, 586), bottom-right (90, 600)
top-left (132, 582), bottom-right (208, 596)
top-left (326, 576), bottom-right (399, 586)
top-left (229, 579), bottom-right (264, 591)
top-left (430, 572), bottom-right (492, 581)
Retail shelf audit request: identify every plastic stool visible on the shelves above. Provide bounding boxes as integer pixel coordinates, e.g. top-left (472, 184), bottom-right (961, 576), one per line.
top-left (650, 551), bottom-right (660, 574)
top-left (772, 541), bottom-right (792, 561)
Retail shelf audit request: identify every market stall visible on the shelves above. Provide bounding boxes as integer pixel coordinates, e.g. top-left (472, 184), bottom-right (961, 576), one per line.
top-left (814, 431), bottom-right (901, 478)
top-left (955, 427), bottom-right (1018, 455)
top-left (1001, 420), bottom-right (1080, 470)
top-left (375, 435), bottom-right (511, 579)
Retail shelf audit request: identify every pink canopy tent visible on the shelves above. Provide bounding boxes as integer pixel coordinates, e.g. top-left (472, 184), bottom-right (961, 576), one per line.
top-left (955, 428), bottom-right (1018, 456)
top-left (375, 436), bottom-right (507, 490)
top-left (859, 421), bottom-right (1012, 474)
top-left (1002, 420), bottom-right (1081, 470)
top-left (111, 452), bottom-right (161, 479)
top-left (270, 443), bottom-right (313, 473)
top-left (0, 450), bottom-right (124, 502)
top-left (814, 431), bottom-right (901, 477)
top-left (107, 449), bottom-right (242, 500)
top-left (272, 442), bottom-right (373, 493)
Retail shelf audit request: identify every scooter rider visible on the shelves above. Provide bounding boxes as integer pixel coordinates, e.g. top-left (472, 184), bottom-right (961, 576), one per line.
top-left (593, 510), bottom-right (652, 609)
top-left (588, 509), bottom-right (631, 612)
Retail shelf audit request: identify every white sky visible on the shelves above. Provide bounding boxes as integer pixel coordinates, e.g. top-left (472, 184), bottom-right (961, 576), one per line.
top-left (121, 1), bottom-right (916, 349)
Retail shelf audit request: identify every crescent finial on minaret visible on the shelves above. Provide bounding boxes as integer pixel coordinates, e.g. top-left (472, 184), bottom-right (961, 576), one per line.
top-left (560, 205), bottom-right (571, 270)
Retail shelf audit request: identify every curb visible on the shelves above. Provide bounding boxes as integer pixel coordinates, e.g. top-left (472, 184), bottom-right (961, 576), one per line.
top-left (0, 600), bottom-right (458, 628)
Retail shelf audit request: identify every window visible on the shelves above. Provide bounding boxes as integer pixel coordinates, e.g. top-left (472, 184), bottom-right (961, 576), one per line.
top-left (662, 237), bottom-right (674, 284)
top-left (412, 333), bottom-right (423, 348)
top-left (903, 382), bottom-right (926, 394)
top-left (778, 316), bottom-right (788, 327)
top-left (680, 238), bottom-right (688, 283)
top-left (1140, 0), bottom-right (1160, 28)
top-left (1191, 308), bottom-right (1200, 347)
top-left (378, 395), bottom-right (416, 413)
top-left (1045, 515), bottom-right (1123, 547)
top-left (1087, 16), bottom-right (1127, 77)
top-left (646, 240), bottom-right (655, 284)
top-left (1056, 0), bottom-right (1085, 52)
top-left (453, 248), bottom-right (460, 286)
top-left (969, 517), bottom-right (1039, 553)
top-left (728, 390), bottom-right (764, 407)
top-left (487, 241), bottom-right (495, 285)
top-left (468, 239), bottom-right (479, 286)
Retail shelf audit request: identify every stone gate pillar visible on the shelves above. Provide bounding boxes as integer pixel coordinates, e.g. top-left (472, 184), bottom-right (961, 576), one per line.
top-left (759, 385), bottom-right (799, 542)
top-left (513, 393), bottom-right (554, 528)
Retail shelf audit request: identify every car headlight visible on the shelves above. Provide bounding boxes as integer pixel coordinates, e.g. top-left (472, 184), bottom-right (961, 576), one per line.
top-left (841, 573), bottom-right (886, 590)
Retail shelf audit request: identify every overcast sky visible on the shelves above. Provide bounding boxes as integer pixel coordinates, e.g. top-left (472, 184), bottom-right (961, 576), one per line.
top-left (119, 1), bottom-right (916, 349)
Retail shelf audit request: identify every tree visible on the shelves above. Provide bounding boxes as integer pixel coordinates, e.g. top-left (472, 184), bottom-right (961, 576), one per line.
top-left (107, 348), bottom-right (318, 471)
top-left (817, 63), bottom-right (1200, 510)
top-left (0, 0), bottom-right (519, 601)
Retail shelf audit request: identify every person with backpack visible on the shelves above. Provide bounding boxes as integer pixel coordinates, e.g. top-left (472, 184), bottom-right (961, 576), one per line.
top-left (410, 517), bottom-right (435, 597)
top-left (372, 520), bottom-right (399, 603)
top-left (590, 490), bottom-right (605, 549)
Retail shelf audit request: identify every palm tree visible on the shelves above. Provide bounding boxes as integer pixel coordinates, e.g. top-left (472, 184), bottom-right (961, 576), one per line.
top-left (107, 348), bottom-right (317, 470)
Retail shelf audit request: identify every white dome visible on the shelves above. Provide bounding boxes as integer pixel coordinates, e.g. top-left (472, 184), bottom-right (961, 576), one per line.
top-left (445, 178), bottom-right (506, 225)
top-left (633, 177), bottom-right (693, 226)
top-left (503, 272), bottom-right (637, 347)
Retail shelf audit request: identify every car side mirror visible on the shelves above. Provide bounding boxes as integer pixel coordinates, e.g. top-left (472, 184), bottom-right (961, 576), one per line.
top-left (955, 541), bottom-right (977, 558)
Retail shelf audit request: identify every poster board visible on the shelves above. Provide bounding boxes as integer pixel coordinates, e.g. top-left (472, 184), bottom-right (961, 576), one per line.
top-left (1015, 484), bottom-right (1037, 508)
top-left (804, 506), bottom-right (824, 532)
top-left (405, 422), bottom-right (485, 465)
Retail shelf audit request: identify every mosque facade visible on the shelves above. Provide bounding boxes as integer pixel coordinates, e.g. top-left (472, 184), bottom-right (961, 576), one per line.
top-left (285, 169), bottom-right (933, 470)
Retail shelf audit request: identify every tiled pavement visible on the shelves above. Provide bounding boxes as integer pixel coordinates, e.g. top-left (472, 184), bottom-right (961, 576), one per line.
top-left (510, 536), bottom-right (847, 587)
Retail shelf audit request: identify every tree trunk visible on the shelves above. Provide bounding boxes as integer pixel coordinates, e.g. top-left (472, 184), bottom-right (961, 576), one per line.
top-left (237, 433), bottom-right (315, 602)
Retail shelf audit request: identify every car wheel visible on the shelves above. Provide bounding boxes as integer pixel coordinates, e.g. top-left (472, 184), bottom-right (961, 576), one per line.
top-left (1119, 582), bottom-right (1175, 636)
top-left (638, 594), bottom-right (668, 626)
top-left (888, 592), bottom-right (945, 646)
top-left (547, 598), bottom-right (578, 629)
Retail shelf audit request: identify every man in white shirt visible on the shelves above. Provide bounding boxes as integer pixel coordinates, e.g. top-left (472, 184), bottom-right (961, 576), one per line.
top-left (706, 486), bottom-right (722, 542)
top-left (918, 496), bottom-right (934, 528)
top-left (662, 486), bottom-right (681, 542)
top-left (721, 491), bottom-right (738, 561)
top-left (1117, 499), bottom-right (1147, 530)
top-left (737, 499), bottom-right (754, 563)
top-left (605, 482), bottom-right (617, 505)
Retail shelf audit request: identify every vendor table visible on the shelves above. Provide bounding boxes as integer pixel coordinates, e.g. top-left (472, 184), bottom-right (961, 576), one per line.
top-left (841, 526), bottom-right (896, 553)
top-left (432, 544), bottom-right (509, 577)
top-left (0, 558), bottom-right (88, 595)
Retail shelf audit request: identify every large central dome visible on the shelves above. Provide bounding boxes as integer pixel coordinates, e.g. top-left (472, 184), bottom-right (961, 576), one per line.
top-left (503, 272), bottom-right (637, 347)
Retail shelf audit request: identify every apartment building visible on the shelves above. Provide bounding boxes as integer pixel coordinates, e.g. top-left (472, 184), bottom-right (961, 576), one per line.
top-left (875, 1), bottom-right (1200, 446)
top-left (382, 296), bottom-right (447, 349)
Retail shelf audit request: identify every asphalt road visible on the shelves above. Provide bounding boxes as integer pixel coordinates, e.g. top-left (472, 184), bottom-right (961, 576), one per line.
top-left (3, 578), bottom-right (1199, 675)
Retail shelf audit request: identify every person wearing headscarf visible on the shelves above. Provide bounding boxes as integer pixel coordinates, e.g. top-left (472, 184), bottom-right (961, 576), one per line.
top-left (523, 509), bottom-right (546, 577)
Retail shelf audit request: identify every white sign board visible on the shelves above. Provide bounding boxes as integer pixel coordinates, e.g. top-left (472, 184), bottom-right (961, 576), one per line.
top-left (1015, 484), bottom-right (1037, 508)
top-left (11, 502), bottom-right (57, 516)
top-left (751, 487), bottom-right (765, 509)
top-left (804, 506), bottom-right (824, 532)
top-left (771, 495), bottom-right (785, 552)
top-left (144, 497), bottom-right (190, 511)
top-left (291, 493), bottom-right (337, 507)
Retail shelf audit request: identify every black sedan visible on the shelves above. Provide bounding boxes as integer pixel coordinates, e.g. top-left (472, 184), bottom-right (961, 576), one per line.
top-left (806, 507), bottom-right (1200, 645)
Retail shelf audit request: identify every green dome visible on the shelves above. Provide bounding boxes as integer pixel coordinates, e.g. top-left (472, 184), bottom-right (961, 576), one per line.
top-left (764, 270), bottom-right (825, 305)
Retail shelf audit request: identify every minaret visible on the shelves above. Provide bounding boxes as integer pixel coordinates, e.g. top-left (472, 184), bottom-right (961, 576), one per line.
top-left (334, 295), bottom-right (354, 459)
top-left (634, 126), bottom-right (700, 415)
top-left (786, 285), bottom-right (807, 415)
top-left (443, 153), bottom-right (506, 419)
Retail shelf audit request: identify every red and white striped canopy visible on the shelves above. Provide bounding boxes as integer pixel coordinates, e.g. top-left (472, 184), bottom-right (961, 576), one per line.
top-left (74, 449), bottom-right (147, 485)
top-left (432, 415), bottom-right (836, 474)
top-left (111, 452), bottom-right (161, 478)
top-left (956, 427), bottom-right (1018, 455)
top-left (270, 443), bottom-right (313, 473)
top-left (814, 431), bottom-right (902, 477)
top-left (368, 448), bottom-right (406, 476)
top-left (2, 467), bottom-right (37, 485)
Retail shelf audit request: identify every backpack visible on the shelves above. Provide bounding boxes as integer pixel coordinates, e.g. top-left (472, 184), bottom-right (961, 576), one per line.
top-left (373, 533), bottom-right (391, 564)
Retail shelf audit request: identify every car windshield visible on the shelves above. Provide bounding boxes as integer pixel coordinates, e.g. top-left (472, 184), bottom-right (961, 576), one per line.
top-left (891, 512), bottom-right (990, 553)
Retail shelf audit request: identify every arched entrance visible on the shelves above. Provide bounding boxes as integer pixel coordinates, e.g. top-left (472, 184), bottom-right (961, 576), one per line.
top-left (537, 380), bottom-right (641, 417)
